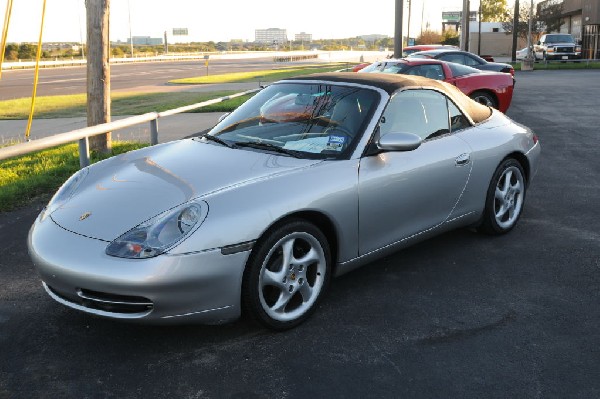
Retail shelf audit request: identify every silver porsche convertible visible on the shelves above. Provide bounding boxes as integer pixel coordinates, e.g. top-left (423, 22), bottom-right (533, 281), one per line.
top-left (28, 73), bottom-right (540, 330)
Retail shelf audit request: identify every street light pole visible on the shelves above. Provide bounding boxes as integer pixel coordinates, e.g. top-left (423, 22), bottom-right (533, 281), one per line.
top-left (394, 0), bottom-right (404, 58)
top-left (527, 0), bottom-right (534, 59)
top-left (478, 0), bottom-right (482, 55)
top-left (128, 0), bottom-right (133, 57)
top-left (461, 0), bottom-right (470, 51)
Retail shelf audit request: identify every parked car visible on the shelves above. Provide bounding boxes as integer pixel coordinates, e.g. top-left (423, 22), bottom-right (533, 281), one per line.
top-left (534, 33), bottom-right (581, 61)
top-left (402, 44), bottom-right (459, 57)
top-left (351, 62), bottom-right (371, 72)
top-left (28, 73), bottom-right (540, 330)
top-left (408, 49), bottom-right (515, 75)
top-left (516, 47), bottom-right (529, 61)
top-left (360, 58), bottom-right (514, 112)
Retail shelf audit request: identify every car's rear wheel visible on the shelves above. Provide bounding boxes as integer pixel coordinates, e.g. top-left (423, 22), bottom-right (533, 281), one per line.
top-left (242, 219), bottom-right (331, 330)
top-left (478, 158), bottom-right (526, 235)
top-left (470, 91), bottom-right (497, 109)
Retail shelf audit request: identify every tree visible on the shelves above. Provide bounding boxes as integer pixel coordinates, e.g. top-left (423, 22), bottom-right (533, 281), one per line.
top-left (416, 30), bottom-right (443, 45)
top-left (18, 43), bottom-right (37, 59)
top-left (537, 0), bottom-right (565, 33)
top-left (481, 0), bottom-right (508, 22)
top-left (442, 30), bottom-right (460, 46)
top-left (501, 1), bottom-right (563, 41)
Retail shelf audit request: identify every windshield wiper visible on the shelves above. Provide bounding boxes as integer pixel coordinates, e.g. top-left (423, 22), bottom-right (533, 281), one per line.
top-left (200, 133), bottom-right (236, 148)
top-left (235, 141), bottom-right (301, 158)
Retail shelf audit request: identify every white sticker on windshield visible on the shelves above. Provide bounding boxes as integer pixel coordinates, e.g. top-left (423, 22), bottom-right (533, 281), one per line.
top-left (325, 135), bottom-right (346, 152)
top-left (283, 137), bottom-right (330, 153)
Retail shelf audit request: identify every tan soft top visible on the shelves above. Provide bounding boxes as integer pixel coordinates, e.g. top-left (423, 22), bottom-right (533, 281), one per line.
top-left (286, 72), bottom-right (492, 124)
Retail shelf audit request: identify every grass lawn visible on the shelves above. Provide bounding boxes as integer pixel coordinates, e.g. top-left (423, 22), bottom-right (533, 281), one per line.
top-left (0, 63), bottom-right (351, 120)
top-left (169, 63), bottom-right (350, 84)
top-left (0, 141), bottom-right (147, 212)
top-left (512, 60), bottom-right (600, 71)
top-left (0, 91), bottom-right (249, 120)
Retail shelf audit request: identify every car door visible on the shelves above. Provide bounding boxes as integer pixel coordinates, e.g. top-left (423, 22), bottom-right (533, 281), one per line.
top-left (358, 89), bottom-right (472, 255)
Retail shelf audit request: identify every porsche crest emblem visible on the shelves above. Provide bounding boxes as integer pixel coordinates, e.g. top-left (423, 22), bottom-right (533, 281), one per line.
top-left (79, 212), bottom-right (92, 221)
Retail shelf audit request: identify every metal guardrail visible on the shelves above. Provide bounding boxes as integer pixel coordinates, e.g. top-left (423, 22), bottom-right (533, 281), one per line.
top-left (0, 88), bottom-right (261, 167)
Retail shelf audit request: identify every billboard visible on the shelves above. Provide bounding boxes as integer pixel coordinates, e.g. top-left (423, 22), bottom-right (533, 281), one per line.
top-left (172, 28), bottom-right (188, 36)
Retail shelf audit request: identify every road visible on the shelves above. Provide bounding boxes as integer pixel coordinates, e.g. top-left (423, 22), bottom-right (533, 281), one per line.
top-left (0, 57), bottom-right (304, 100)
top-left (1, 70), bottom-right (599, 398)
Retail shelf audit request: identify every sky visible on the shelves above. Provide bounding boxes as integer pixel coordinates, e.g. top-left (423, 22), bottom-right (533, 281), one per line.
top-left (1, 0), bottom-right (470, 44)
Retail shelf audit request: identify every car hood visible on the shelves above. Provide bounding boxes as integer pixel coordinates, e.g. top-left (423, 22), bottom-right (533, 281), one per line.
top-left (49, 139), bottom-right (322, 241)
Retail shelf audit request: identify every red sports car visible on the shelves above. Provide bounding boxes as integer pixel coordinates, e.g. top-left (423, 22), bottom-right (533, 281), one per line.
top-left (359, 58), bottom-right (514, 113)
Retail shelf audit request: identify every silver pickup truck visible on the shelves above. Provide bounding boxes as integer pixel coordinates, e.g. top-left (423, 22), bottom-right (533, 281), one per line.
top-left (534, 34), bottom-right (582, 61)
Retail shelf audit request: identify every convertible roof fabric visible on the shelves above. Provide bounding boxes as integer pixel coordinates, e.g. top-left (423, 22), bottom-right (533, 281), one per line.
top-left (287, 72), bottom-right (493, 124)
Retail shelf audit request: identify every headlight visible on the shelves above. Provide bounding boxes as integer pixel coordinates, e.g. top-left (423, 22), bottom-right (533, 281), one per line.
top-left (105, 201), bottom-right (208, 259)
top-left (42, 167), bottom-right (89, 219)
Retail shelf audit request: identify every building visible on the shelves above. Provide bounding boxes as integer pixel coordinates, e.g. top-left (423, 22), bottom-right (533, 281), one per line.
top-left (127, 36), bottom-right (163, 46)
top-left (295, 32), bottom-right (312, 42)
top-left (538, 0), bottom-right (600, 58)
top-left (359, 34), bottom-right (389, 42)
top-left (255, 28), bottom-right (288, 44)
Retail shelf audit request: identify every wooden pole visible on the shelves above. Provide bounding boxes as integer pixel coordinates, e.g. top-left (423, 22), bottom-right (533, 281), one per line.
top-left (86, 0), bottom-right (111, 153)
top-left (511, 0), bottom-right (520, 63)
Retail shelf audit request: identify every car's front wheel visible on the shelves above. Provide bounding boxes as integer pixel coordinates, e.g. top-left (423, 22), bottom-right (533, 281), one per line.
top-left (242, 219), bottom-right (331, 330)
top-left (478, 158), bottom-right (526, 235)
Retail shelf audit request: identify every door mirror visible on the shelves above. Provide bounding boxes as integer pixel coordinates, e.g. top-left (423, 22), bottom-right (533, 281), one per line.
top-left (536, 41), bottom-right (541, 45)
top-left (217, 112), bottom-right (231, 123)
top-left (377, 132), bottom-right (422, 152)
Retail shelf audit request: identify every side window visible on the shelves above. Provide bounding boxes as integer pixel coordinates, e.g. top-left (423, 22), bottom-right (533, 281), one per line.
top-left (464, 55), bottom-right (481, 66)
top-left (440, 54), bottom-right (465, 65)
top-left (380, 90), bottom-right (450, 141)
top-left (406, 64), bottom-right (445, 80)
top-left (448, 100), bottom-right (471, 132)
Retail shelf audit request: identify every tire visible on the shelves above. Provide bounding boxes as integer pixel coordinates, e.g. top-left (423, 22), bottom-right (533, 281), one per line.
top-left (478, 158), bottom-right (526, 235)
top-left (470, 91), bottom-right (498, 109)
top-left (242, 219), bottom-right (332, 330)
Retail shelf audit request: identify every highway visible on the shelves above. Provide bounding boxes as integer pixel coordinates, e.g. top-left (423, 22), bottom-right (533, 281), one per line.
top-left (0, 57), bottom-right (296, 100)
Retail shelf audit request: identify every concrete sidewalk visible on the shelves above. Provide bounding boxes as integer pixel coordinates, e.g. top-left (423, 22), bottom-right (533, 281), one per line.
top-left (0, 82), bottom-right (262, 145)
top-left (0, 112), bottom-right (225, 145)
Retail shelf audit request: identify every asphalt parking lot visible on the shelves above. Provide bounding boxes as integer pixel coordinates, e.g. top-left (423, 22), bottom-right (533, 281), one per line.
top-left (1, 69), bottom-right (599, 399)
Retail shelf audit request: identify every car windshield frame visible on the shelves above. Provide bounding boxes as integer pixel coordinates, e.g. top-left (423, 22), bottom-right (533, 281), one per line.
top-left (205, 82), bottom-right (382, 160)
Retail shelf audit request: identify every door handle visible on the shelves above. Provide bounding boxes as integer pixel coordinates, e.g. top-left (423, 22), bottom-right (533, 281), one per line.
top-left (455, 153), bottom-right (470, 166)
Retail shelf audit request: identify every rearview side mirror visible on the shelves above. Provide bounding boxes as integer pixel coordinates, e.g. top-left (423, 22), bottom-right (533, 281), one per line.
top-left (217, 112), bottom-right (231, 123)
top-left (377, 132), bottom-right (422, 152)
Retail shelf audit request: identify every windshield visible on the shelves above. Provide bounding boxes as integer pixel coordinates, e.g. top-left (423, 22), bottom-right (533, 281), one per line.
top-left (206, 83), bottom-right (380, 159)
top-left (546, 34), bottom-right (575, 44)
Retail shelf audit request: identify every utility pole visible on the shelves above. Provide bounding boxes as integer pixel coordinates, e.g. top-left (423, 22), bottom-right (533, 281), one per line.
top-left (86, 0), bottom-right (111, 154)
top-left (393, 0), bottom-right (404, 58)
top-left (511, 0), bottom-right (520, 62)
top-left (407, 0), bottom-right (411, 46)
top-left (461, 0), bottom-right (470, 51)
top-left (478, 1), bottom-right (482, 55)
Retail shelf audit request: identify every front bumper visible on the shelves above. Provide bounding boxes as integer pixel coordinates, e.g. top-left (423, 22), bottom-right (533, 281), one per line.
top-left (545, 53), bottom-right (581, 60)
top-left (28, 213), bottom-right (250, 324)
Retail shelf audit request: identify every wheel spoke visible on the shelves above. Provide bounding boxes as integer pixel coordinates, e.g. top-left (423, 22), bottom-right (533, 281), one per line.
top-left (511, 179), bottom-right (522, 193)
top-left (262, 269), bottom-right (286, 289)
top-left (296, 247), bottom-right (320, 266)
top-left (299, 283), bottom-right (313, 303)
top-left (280, 239), bottom-right (295, 268)
top-left (496, 202), bottom-right (509, 219)
top-left (507, 203), bottom-right (515, 220)
top-left (271, 290), bottom-right (293, 313)
top-left (495, 187), bottom-right (505, 200)
top-left (501, 170), bottom-right (513, 192)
